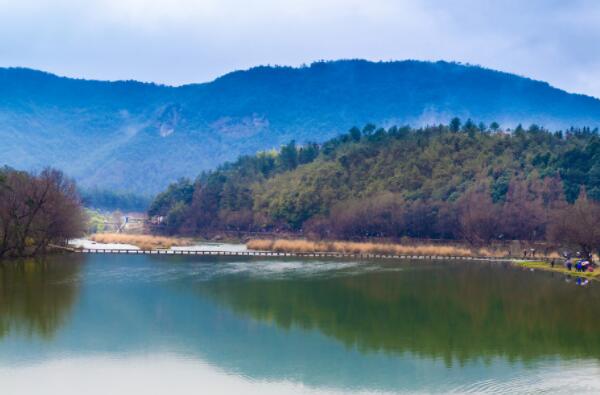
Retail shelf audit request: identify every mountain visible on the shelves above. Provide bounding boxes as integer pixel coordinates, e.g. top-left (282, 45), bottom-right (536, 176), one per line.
top-left (2, 60), bottom-right (600, 194)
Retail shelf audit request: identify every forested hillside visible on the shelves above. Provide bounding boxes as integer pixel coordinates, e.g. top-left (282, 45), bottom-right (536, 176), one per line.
top-left (2, 60), bottom-right (600, 194)
top-left (80, 189), bottom-right (151, 212)
top-left (149, 121), bottom-right (600, 247)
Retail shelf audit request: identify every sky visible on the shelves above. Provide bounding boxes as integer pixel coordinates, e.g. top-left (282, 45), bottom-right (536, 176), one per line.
top-left (1, 0), bottom-right (599, 98)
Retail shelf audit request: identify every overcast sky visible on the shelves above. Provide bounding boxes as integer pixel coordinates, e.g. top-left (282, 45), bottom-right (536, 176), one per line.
top-left (1, 0), bottom-right (599, 97)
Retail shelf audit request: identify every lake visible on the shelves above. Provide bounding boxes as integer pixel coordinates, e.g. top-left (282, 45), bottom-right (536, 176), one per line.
top-left (1, 254), bottom-right (600, 394)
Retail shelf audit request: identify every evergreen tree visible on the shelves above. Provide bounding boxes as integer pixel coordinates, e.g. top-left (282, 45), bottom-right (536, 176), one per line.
top-left (450, 117), bottom-right (461, 132)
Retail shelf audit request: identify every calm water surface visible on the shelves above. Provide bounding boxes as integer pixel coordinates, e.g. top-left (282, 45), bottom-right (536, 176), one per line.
top-left (1, 254), bottom-right (600, 394)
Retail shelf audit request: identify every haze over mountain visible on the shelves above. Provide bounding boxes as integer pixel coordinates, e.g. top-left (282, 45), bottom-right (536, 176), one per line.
top-left (1, 59), bottom-right (600, 195)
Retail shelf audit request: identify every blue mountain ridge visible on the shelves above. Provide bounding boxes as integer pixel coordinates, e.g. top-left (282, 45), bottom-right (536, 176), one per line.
top-left (1, 59), bottom-right (599, 194)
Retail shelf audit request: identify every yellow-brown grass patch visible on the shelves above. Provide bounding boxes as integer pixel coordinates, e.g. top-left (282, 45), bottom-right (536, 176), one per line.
top-left (518, 261), bottom-right (599, 280)
top-left (247, 239), bottom-right (511, 257)
top-left (89, 233), bottom-right (192, 250)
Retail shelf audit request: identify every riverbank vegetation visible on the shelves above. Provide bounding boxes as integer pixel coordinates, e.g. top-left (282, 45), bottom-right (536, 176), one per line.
top-left (89, 233), bottom-right (191, 250)
top-left (149, 121), bottom-right (600, 260)
top-left (0, 167), bottom-right (85, 259)
top-left (247, 239), bottom-right (498, 257)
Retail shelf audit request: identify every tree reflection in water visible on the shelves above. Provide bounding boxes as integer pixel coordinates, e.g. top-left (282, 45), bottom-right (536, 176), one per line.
top-left (198, 260), bottom-right (600, 364)
top-left (0, 255), bottom-right (82, 340)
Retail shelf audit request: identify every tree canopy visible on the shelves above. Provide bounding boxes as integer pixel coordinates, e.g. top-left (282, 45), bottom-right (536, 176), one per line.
top-left (0, 167), bottom-right (85, 258)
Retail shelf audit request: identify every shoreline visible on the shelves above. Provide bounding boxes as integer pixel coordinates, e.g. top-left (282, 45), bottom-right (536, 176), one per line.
top-left (18, 238), bottom-right (600, 283)
top-left (61, 235), bottom-right (598, 282)
top-left (245, 238), bottom-right (560, 260)
top-left (516, 260), bottom-right (599, 281)
top-left (71, 234), bottom-right (568, 262)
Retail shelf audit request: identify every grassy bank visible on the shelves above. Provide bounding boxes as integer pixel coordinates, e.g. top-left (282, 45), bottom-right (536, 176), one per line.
top-left (517, 261), bottom-right (599, 280)
top-left (89, 233), bottom-right (192, 250)
top-left (247, 239), bottom-right (511, 258)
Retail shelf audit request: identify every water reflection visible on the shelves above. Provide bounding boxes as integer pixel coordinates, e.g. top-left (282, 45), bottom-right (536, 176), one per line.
top-left (1, 254), bottom-right (600, 393)
top-left (1, 354), bottom-right (599, 395)
top-left (0, 255), bottom-right (82, 340)
top-left (198, 259), bottom-right (600, 363)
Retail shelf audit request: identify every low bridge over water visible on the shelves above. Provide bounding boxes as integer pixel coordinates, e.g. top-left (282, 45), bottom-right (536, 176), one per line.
top-left (70, 248), bottom-right (514, 262)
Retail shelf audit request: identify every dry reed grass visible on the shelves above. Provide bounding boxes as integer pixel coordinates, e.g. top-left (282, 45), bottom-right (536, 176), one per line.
top-left (90, 233), bottom-right (191, 250)
top-left (247, 239), bottom-right (511, 257)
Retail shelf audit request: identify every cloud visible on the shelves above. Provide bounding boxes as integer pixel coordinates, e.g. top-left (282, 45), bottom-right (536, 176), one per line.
top-left (0, 0), bottom-right (599, 97)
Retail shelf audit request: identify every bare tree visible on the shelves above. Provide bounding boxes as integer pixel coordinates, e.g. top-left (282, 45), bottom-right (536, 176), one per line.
top-left (547, 189), bottom-right (600, 262)
top-left (456, 183), bottom-right (501, 245)
top-left (0, 167), bottom-right (85, 258)
top-left (498, 179), bottom-right (546, 241)
top-left (327, 192), bottom-right (406, 239)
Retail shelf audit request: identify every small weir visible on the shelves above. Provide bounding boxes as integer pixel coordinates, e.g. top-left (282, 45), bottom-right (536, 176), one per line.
top-left (70, 248), bottom-right (511, 261)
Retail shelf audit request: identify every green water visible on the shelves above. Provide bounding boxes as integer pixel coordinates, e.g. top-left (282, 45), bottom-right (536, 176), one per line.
top-left (1, 254), bottom-right (600, 394)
